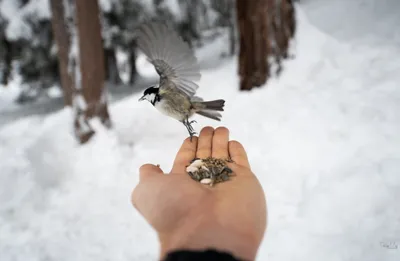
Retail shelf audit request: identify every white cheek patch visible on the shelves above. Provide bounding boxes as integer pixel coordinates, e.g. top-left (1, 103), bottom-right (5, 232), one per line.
top-left (146, 93), bottom-right (156, 102)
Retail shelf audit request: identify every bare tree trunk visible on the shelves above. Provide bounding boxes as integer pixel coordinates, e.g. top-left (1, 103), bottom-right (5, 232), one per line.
top-left (236, 0), bottom-right (250, 90)
top-left (236, 0), bottom-right (270, 90)
top-left (274, 0), bottom-right (296, 59)
top-left (228, 1), bottom-right (236, 56)
top-left (129, 41), bottom-right (138, 85)
top-left (284, 0), bottom-right (296, 40)
top-left (1, 37), bottom-right (12, 86)
top-left (104, 47), bottom-right (122, 85)
top-left (252, 0), bottom-right (270, 86)
top-left (237, 0), bottom-right (296, 90)
top-left (50, 0), bottom-right (73, 105)
top-left (75, 0), bottom-right (111, 144)
top-left (128, 50), bottom-right (137, 84)
top-left (269, 0), bottom-right (283, 75)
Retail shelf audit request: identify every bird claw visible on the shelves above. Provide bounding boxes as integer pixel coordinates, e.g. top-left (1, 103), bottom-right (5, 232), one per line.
top-left (189, 131), bottom-right (197, 142)
top-left (183, 118), bottom-right (197, 142)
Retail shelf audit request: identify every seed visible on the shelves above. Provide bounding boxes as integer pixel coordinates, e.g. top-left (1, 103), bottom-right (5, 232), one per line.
top-left (200, 178), bottom-right (213, 185)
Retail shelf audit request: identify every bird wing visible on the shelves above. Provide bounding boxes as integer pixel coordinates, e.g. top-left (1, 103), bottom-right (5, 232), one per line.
top-left (136, 22), bottom-right (201, 97)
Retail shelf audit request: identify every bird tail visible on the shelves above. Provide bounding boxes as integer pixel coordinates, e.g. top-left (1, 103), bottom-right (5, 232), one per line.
top-left (196, 110), bottom-right (222, 121)
top-left (192, 99), bottom-right (225, 121)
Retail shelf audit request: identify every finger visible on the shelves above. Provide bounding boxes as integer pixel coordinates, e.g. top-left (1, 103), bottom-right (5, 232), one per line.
top-left (196, 126), bottom-right (214, 158)
top-left (171, 136), bottom-right (198, 174)
top-left (211, 127), bottom-right (229, 159)
top-left (228, 140), bottom-right (250, 169)
top-left (131, 178), bottom-right (158, 215)
top-left (139, 164), bottom-right (163, 182)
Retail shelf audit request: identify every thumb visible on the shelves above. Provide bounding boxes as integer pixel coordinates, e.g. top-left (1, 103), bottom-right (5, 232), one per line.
top-left (139, 163), bottom-right (163, 181)
top-left (132, 164), bottom-right (163, 213)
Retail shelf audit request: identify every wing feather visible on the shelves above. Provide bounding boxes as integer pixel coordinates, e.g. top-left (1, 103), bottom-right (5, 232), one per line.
top-left (136, 22), bottom-right (201, 97)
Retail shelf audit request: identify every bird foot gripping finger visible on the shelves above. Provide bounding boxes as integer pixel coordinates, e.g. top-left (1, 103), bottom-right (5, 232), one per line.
top-left (182, 119), bottom-right (197, 142)
top-left (188, 124), bottom-right (197, 142)
top-left (189, 132), bottom-right (196, 141)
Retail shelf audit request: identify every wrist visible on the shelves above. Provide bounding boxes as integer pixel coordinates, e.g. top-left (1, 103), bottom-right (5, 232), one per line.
top-left (158, 209), bottom-right (259, 261)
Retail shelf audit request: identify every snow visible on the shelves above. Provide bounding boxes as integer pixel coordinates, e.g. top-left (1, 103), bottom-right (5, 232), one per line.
top-left (1, 1), bottom-right (400, 261)
top-left (158, 0), bottom-right (182, 21)
top-left (1, 0), bottom-right (50, 40)
top-left (99, 0), bottom-right (113, 12)
top-left (0, 81), bottom-right (22, 112)
top-left (302, 0), bottom-right (400, 44)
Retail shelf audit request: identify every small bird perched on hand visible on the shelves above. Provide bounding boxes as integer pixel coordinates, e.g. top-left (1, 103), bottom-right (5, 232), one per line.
top-left (136, 22), bottom-right (225, 140)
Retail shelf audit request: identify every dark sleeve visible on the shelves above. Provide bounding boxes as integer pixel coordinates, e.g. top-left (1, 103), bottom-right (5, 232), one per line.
top-left (163, 249), bottom-right (246, 261)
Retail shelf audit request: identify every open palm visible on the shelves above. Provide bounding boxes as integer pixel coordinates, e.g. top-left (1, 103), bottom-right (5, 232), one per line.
top-left (132, 127), bottom-right (267, 260)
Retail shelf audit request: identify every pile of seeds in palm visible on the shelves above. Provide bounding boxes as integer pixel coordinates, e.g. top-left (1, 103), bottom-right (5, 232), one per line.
top-left (186, 157), bottom-right (235, 186)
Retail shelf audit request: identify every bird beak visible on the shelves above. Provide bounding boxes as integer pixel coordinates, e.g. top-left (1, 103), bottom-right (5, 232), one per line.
top-left (138, 95), bottom-right (145, 102)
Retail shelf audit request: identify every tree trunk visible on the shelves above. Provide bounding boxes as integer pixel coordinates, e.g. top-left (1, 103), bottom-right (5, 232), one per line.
top-left (236, 0), bottom-right (270, 91)
top-left (1, 37), bottom-right (12, 86)
top-left (284, 0), bottom-right (296, 40)
top-left (269, 0), bottom-right (283, 75)
top-left (228, 2), bottom-right (236, 56)
top-left (237, 0), bottom-right (296, 90)
top-left (50, 0), bottom-right (73, 105)
top-left (252, 0), bottom-right (270, 86)
top-left (274, 0), bottom-right (296, 60)
top-left (128, 44), bottom-right (138, 85)
top-left (104, 47), bottom-right (122, 85)
top-left (75, 0), bottom-right (111, 144)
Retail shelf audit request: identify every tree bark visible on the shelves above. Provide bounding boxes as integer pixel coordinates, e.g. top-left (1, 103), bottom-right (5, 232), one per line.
top-left (236, 0), bottom-right (270, 90)
top-left (50, 0), bottom-right (73, 105)
top-left (104, 47), bottom-right (122, 85)
top-left (128, 41), bottom-right (138, 84)
top-left (284, 0), bottom-right (296, 39)
top-left (228, 1), bottom-right (236, 56)
top-left (274, 0), bottom-right (296, 60)
top-left (237, 0), bottom-right (296, 90)
top-left (269, 0), bottom-right (283, 74)
top-left (1, 37), bottom-right (12, 86)
top-left (128, 52), bottom-right (137, 84)
top-left (75, 0), bottom-right (111, 144)
top-left (252, 0), bottom-right (270, 86)
top-left (236, 0), bottom-right (248, 90)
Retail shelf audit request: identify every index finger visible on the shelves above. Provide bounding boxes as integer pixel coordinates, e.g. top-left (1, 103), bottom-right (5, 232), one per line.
top-left (228, 140), bottom-right (250, 169)
top-left (171, 136), bottom-right (198, 174)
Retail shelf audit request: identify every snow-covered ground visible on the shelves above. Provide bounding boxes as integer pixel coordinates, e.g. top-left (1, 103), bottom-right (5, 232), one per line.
top-left (1, 1), bottom-right (400, 261)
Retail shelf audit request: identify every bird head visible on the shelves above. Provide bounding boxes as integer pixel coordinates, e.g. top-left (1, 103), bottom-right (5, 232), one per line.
top-left (138, 86), bottom-right (159, 103)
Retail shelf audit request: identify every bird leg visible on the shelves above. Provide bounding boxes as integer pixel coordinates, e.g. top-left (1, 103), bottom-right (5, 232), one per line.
top-left (183, 118), bottom-right (197, 141)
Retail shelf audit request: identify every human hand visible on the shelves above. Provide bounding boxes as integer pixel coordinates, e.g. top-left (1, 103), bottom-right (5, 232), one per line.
top-left (131, 127), bottom-right (267, 260)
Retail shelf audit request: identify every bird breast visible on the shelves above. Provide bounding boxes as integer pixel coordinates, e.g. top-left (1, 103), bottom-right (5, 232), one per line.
top-left (154, 95), bottom-right (193, 121)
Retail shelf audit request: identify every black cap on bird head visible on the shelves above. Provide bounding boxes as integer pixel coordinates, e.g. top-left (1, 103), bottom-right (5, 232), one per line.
top-left (138, 85), bottom-right (159, 102)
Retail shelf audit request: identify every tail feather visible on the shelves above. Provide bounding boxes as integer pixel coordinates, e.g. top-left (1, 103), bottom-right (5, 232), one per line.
top-left (192, 99), bottom-right (225, 112)
top-left (196, 110), bottom-right (222, 121)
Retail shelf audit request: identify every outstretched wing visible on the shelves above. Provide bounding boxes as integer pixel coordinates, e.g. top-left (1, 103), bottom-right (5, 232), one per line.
top-left (136, 22), bottom-right (201, 97)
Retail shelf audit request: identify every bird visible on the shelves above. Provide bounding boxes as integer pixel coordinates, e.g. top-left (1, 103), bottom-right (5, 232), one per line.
top-left (136, 21), bottom-right (225, 140)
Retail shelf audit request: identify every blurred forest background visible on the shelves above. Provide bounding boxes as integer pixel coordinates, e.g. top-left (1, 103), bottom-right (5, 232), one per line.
top-left (0, 0), bottom-right (296, 143)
